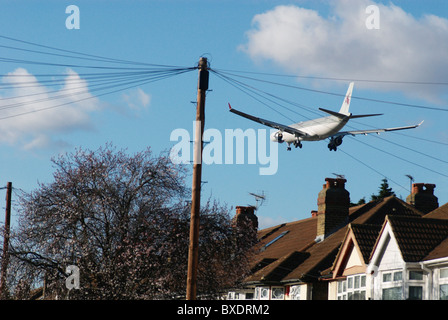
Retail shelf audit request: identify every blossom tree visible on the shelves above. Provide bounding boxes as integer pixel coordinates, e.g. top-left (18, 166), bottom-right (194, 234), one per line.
top-left (7, 144), bottom-right (256, 299)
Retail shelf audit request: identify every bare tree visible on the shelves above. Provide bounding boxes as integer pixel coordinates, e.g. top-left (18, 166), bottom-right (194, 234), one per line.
top-left (7, 144), bottom-right (255, 299)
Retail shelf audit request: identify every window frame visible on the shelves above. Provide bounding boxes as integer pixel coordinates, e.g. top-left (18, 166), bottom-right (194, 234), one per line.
top-left (271, 286), bottom-right (285, 300)
top-left (381, 270), bottom-right (403, 300)
top-left (255, 286), bottom-right (270, 300)
top-left (337, 274), bottom-right (367, 300)
top-left (289, 285), bottom-right (301, 300)
top-left (439, 267), bottom-right (448, 300)
top-left (407, 269), bottom-right (425, 300)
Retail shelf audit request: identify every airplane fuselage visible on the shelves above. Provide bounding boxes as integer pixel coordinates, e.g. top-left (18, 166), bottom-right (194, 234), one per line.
top-left (270, 115), bottom-right (349, 143)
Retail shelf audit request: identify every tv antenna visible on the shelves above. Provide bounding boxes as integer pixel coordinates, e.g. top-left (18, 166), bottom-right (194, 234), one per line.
top-left (332, 173), bottom-right (345, 179)
top-left (405, 174), bottom-right (414, 193)
top-left (249, 191), bottom-right (267, 211)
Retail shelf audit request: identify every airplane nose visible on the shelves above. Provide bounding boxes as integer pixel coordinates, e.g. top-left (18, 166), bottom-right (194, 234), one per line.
top-left (270, 132), bottom-right (277, 142)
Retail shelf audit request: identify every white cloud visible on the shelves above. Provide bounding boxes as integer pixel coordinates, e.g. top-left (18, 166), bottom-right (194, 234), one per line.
top-left (241, 0), bottom-right (448, 103)
top-left (0, 68), bottom-right (101, 149)
top-left (137, 88), bottom-right (151, 107)
top-left (122, 87), bottom-right (151, 112)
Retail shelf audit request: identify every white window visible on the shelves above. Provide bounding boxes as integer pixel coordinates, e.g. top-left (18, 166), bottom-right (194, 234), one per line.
top-left (382, 271), bottom-right (402, 282)
top-left (271, 287), bottom-right (285, 300)
top-left (255, 287), bottom-right (270, 300)
top-left (289, 285), bottom-right (301, 300)
top-left (409, 270), bottom-right (423, 280)
top-left (439, 268), bottom-right (448, 300)
top-left (440, 284), bottom-right (448, 300)
top-left (409, 286), bottom-right (423, 300)
top-left (382, 287), bottom-right (402, 300)
top-left (381, 270), bottom-right (403, 300)
top-left (337, 274), bottom-right (366, 300)
top-left (440, 268), bottom-right (448, 278)
top-left (407, 270), bottom-right (425, 300)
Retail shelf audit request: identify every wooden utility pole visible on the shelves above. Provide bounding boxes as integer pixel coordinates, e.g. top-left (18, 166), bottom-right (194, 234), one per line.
top-left (186, 57), bottom-right (209, 300)
top-left (0, 182), bottom-right (12, 299)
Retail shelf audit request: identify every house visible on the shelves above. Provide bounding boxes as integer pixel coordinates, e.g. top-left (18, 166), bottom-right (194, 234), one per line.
top-left (365, 216), bottom-right (448, 300)
top-left (330, 183), bottom-right (448, 300)
top-left (227, 177), bottom-right (446, 300)
top-left (329, 223), bottom-right (381, 300)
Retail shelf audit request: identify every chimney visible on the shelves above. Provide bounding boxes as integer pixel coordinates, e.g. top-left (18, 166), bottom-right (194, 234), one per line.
top-left (233, 206), bottom-right (258, 230)
top-left (406, 183), bottom-right (439, 214)
top-left (316, 178), bottom-right (350, 242)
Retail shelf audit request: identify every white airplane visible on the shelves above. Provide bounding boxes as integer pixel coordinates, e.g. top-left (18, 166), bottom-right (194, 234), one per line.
top-left (228, 82), bottom-right (423, 151)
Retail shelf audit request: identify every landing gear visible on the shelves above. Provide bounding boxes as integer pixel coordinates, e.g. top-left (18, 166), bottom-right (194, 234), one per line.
top-left (287, 140), bottom-right (302, 151)
top-left (294, 140), bottom-right (302, 149)
top-left (328, 136), bottom-right (343, 151)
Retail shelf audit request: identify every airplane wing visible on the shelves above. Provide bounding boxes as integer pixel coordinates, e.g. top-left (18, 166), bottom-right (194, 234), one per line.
top-left (228, 104), bottom-right (308, 137)
top-left (334, 121), bottom-right (424, 137)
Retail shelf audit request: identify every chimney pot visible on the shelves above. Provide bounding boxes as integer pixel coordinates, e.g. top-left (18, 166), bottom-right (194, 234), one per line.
top-left (234, 206), bottom-right (258, 230)
top-left (406, 183), bottom-right (438, 214)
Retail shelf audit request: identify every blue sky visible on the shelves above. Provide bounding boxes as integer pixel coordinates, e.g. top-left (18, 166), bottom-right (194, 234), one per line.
top-left (0, 0), bottom-right (447, 229)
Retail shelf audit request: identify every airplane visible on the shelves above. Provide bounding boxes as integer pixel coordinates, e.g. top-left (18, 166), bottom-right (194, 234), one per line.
top-left (228, 82), bottom-right (423, 151)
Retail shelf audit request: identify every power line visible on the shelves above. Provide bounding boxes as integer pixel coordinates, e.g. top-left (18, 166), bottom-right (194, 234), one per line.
top-left (0, 34), bottom-right (183, 69)
top-left (0, 56), bottom-right (177, 71)
top-left (211, 69), bottom-right (298, 122)
top-left (0, 69), bottom-right (188, 90)
top-left (0, 34), bottom-right (197, 118)
top-left (212, 69), bottom-right (448, 113)
top-left (347, 136), bottom-right (448, 178)
top-left (391, 131), bottom-right (448, 147)
top-left (0, 69), bottom-right (193, 112)
top-left (370, 134), bottom-right (448, 166)
top-left (0, 68), bottom-right (194, 120)
top-left (338, 147), bottom-right (408, 193)
top-left (212, 68), bottom-right (448, 86)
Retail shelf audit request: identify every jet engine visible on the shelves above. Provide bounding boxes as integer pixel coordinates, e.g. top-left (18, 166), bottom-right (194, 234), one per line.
top-left (271, 131), bottom-right (284, 143)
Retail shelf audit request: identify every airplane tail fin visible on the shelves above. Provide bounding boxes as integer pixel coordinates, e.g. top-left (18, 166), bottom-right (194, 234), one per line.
top-left (320, 82), bottom-right (383, 119)
top-left (339, 82), bottom-right (354, 116)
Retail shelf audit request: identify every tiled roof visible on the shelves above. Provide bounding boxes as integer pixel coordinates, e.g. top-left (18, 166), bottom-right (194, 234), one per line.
top-left (282, 226), bottom-right (346, 282)
top-left (350, 224), bottom-right (382, 263)
top-left (246, 251), bottom-right (310, 283)
top-left (245, 196), bottom-right (427, 284)
top-left (424, 202), bottom-right (448, 220)
top-left (255, 217), bottom-right (317, 261)
top-left (349, 196), bottom-right (423, 225)
top-left (387, 215), bottom-right (448, 262)
top-left (424, 236), bottom-right (448, 261)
